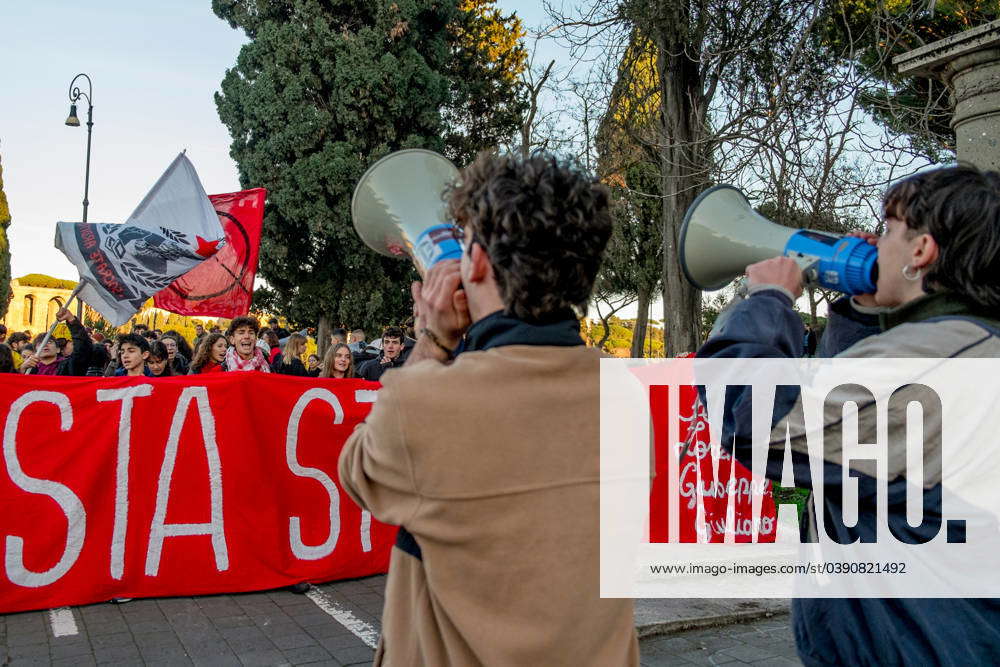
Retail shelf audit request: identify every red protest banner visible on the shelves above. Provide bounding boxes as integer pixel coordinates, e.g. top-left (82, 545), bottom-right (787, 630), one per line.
top-left (0, 373), bottom-right (394, 613)
top-left (648, 382), bottom-right (778, 543)
top-left (153, 188), bottom-right (266, 318)
top-left (632, 355), bottom-right (778, 544)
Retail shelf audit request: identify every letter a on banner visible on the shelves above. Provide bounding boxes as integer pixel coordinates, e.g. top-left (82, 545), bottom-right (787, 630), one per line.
top-left (3, 392), bottom-right (86, 588)
top-left (145, 387), bottom-right (228, 576)
top-left (287, 389), bottom-right (344, 560)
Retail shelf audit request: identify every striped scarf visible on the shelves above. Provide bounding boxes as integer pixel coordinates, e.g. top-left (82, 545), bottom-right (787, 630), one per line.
top-left (224, 346), bottom-right (271, 372)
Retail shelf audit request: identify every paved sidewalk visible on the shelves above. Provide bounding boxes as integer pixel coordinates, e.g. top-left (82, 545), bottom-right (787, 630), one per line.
top-left (0, 577), bottom-right (384, 666)
top-left (641, 616), bottom-right (802, 666)
top-left (0, 575), bottom-right (794, 666)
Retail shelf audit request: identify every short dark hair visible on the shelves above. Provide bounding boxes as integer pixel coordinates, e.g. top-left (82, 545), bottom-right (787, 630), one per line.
top-left (8, 332), bottom-right (29, 346)
top-left (331, 328), bottom-right (348, 340)
top-left (447, 152), bottom-right (613, 322)
top-left (133, 323), bottom-right (148, 332)
top-left (117, 333), bottom-right (150, 354)
top-left (382, 326), bottom-right (404, 343)
top-left (0, 324), bottom-right (7, 337)
top-left (143, 330), bottom-right (158, 340)
top-left (268, 317), bottom-right (279, 325)
top-left (883, 164), bottom-right (1000, 309)
top-left (227, 315), bottom-right (261, 336)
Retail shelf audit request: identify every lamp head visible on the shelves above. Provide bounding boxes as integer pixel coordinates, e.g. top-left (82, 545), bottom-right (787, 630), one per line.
top-left (65, 104), bottom-right (80, 127)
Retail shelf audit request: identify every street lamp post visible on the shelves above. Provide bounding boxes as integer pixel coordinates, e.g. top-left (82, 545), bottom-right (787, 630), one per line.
top-left (65, 73), bottom-right (94, 222)
top-left (65, 74), bottom-right (93, 318)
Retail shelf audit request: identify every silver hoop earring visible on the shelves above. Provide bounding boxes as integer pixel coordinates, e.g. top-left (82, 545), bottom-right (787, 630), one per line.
top-left (902, 264), bottom-right (922, 281)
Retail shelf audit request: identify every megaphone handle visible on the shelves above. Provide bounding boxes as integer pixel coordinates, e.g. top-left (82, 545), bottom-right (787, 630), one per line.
top-left (787, 254), bottom-right (820, 287)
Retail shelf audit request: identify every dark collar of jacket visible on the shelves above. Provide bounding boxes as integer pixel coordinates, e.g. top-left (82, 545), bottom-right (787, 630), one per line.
top-left (880, 290), bottom-right (1000, 331)
top-left (464, 309), bottom-right (584, 352)
top-left (114, 366), bottom-right (153, 377)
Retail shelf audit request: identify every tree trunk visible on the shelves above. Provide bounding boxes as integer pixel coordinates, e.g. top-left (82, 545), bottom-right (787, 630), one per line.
top-left (807, 287), bottom-right (818, 327)
top-left (656, 32), bottom-right (708, 357)
top-left (630, 287), bottom-right (651, 358)
top-left (317, 314), bottom-right (332, 360)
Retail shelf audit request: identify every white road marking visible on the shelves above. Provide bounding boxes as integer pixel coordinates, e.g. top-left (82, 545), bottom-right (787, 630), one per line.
top-left (48, 607), bottom-right (78, 637)
top-left (304, 587), bottom-right (379, 649)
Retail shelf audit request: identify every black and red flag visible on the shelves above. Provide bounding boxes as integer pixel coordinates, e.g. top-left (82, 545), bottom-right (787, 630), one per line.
top-left (153, 188), bottom-right (266, 318)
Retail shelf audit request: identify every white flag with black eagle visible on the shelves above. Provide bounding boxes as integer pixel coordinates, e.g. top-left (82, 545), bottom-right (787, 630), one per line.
top-left (55, 153), bottom-right (226, 326)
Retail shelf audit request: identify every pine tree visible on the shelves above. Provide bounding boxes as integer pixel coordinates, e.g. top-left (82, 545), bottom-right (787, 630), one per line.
top-left (213, 0), bottom-right (526, 340)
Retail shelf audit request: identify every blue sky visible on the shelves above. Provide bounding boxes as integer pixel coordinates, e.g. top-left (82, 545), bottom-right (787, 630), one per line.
top-left (0, 1), bottom-right (555, 280)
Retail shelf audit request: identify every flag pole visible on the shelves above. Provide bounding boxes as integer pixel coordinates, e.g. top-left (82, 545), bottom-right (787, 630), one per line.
top-left (24, 283), bottom-right (85, 375)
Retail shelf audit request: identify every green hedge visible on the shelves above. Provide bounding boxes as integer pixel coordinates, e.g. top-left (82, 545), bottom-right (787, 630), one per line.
top-left (15, 273), bottom-right (78, 290)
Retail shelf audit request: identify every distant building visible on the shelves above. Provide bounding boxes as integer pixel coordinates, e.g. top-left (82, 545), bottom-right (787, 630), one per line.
top-left (1, 273), bottom-right (230, 341)
top-left (1, 275), bottom-right (99, 335)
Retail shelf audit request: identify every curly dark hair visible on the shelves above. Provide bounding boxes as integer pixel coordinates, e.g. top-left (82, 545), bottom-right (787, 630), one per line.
top-left (227, 315), bottom-right (261, 336)
top-left (883, 164), bottom-right (1000, 309)
top-left (447, 152), bottom-right (613, 322)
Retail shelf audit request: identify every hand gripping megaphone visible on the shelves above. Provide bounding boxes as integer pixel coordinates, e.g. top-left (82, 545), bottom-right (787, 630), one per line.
top-left (679, 185), bottom-right (877, 295)
top-left (351, 149), bottom-right (463, 275)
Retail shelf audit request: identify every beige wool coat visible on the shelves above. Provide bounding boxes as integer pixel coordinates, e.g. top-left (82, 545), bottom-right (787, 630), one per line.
top-left (339, 343), bottom-right (639, 666)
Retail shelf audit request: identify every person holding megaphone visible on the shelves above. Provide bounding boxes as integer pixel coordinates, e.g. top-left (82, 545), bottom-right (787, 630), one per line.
top-left (339, 151), bottom-right (639, 665)
top-left (698, 165), bottom-right (1000, 666)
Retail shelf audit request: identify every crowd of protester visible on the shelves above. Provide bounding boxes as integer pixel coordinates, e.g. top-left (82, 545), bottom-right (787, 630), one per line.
top-left (0, 313), bottom-right (416, 381)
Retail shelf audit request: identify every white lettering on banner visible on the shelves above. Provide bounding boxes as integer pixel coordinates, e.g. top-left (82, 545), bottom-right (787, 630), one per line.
top-left (145, 387), bottom-right (228, 576)
top-left (97, 385), bottom-right (154, 580)
top-left (354, 389), bottom-right (377, 553)
top-left (2, 391), bottom-right (86, 588)
top-left (287, 389), bottom-right (344, 560)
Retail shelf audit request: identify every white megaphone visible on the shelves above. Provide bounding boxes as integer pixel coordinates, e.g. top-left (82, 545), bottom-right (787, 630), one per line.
top-left (351, 149), bottom-right (462, 275)
top-left (679, 185), bottom-right (877, 295)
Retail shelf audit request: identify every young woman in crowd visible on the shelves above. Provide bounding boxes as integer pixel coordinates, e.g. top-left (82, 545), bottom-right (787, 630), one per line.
top-left (306, 353), bottom-right (321, 377)
top-left (146, 341), bottom-right (175, 378)
top-left (189, 333), bottom-right (228, 374)
top-left (271, 333), bottom-right (308, 376)
top-left (320, 343), bottom-right (356, 379)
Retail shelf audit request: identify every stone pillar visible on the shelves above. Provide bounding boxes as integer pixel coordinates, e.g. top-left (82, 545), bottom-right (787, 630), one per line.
top-left (895, 20), bottom-right (1000, 170)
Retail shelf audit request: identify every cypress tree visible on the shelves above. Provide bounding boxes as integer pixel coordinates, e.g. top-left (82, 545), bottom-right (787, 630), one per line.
top-left (213, 0), bottom-right (525, 339)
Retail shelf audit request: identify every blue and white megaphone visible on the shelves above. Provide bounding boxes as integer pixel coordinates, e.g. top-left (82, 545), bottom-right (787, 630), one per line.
top-left (679, 185), bottom-right (877, 295)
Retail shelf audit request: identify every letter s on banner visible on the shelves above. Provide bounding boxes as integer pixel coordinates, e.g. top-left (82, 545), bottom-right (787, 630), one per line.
top-left (3, 391), bottom-right (86, 588)
top-left (287, 389), bottom-right (344, 560)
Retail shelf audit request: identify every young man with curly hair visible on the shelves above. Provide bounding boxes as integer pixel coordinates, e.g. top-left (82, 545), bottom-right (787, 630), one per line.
top-left (224, 315), bottom-right (271, 372)
top-left (339, 152), bottom-right (638, 665)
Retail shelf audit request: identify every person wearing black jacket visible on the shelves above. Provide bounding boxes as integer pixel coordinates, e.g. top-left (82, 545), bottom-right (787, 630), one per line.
top-left (271, 332), bottom-right (309, 376)
top-left (268, 317), bottom-right (291, 339)
top-left (357, 327), bottom-right (406, 381)
top-left (56, 308), bottom-right (93, 376)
